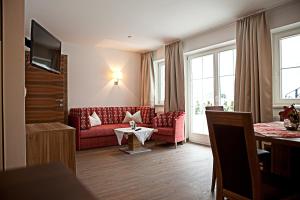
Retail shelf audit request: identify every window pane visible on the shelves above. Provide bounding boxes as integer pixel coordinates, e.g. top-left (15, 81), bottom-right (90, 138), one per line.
top-left (281, 34), bottom-right (300, 68)
top-left (190, 55), bottom-right (214, 135)
top-left (233, 49), bottom-right (236, 66)
top-left (202, 54), bottom-right (213, 78)
top-left (192, 80), bottom-right (201, 105)
top-left (154, 61), bottom-right (165, 105)
top-left (191, 78), bottom-right (214, 134)
top-left (219, 49), bottom-right (235, 76)
top-left (202, 78), bottom-right (214, 106)
top-left (220, 76), bottom-right (235, 111)
top-left (281, 67), bottom-right (300, 99)
top-left (160, 64), bottom-right (165, 103)
top-left (191, 57), bottom-right (202, 79)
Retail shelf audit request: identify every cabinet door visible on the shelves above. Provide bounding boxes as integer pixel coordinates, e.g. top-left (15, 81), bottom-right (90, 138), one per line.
top-left (25, 52), bottom-right (68, 124)
top-left (49, 131), bottom-right (76, 172)
top-left (26, 133), bottom-right (50, 166)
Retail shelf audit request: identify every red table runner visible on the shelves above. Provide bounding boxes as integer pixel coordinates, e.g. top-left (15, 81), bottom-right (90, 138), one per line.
top-left (254, 121), bottom-right (300, 138)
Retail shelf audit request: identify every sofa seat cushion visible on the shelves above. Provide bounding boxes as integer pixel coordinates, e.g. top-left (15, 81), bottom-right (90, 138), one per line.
top-left (80, 123), bottom-right (153, 139)
top-left (156, 127), bottom-right (175, 136)
top-left (80, 124), bottom-right (130, 138)
top-left (137, 123), bottom-right (153, 128)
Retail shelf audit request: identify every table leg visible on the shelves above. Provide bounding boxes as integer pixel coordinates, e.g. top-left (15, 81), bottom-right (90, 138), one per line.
top-left (127, 134), bottom-right (142, 151)
top-left (119, 133), bottom-right (151, 154)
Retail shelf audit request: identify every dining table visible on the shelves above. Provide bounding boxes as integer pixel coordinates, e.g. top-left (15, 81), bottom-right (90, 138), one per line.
top-left (254, 121), bottom-right (300, 179)
top-left (0, 163), bottom-right (97, 200)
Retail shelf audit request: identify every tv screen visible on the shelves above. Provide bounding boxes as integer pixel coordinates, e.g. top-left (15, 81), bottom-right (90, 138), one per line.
top-left (30, 20), bottom-right (61, 73)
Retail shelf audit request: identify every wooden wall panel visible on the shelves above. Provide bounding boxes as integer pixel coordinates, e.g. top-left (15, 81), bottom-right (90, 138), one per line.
top-left (25, 51), bottom-right (68, 124)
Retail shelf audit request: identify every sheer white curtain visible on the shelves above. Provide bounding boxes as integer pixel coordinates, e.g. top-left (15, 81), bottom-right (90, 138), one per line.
top-left (234, 12), bottom-right (273, 123)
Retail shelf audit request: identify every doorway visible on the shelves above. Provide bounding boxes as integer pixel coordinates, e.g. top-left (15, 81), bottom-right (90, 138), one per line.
top-left (186, 45), bottom-right (236, 145)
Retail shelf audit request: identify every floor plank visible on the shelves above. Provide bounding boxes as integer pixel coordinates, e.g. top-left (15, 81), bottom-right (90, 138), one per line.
top-left (76, 143), bottom-right (215, 200)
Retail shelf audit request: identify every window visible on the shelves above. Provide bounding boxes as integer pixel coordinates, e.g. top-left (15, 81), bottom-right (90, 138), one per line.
top-left (154, 60), bottom-right (165, 105)
top-left (273, 25), bottom-right (300, 105)
top-left (187, 45), bottom-right (236, 139)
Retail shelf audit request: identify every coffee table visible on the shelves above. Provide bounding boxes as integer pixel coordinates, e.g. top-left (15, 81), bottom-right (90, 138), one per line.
top-left (114, 127), bottom-right (155, 154)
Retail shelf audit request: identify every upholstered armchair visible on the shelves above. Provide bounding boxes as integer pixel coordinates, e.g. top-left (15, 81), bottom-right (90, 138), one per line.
top-left (152, 112), bottom-right (185, 148)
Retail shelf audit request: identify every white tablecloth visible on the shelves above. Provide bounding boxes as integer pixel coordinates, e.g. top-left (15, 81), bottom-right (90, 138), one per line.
top-left (114, 127), bottom-right (154, 145)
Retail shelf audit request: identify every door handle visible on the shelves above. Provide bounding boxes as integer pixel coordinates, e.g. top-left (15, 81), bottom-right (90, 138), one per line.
top-left (56, 99), bottom-right (63, 102)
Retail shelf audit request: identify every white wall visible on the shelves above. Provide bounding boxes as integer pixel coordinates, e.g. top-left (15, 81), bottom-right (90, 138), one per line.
top-left (183, 0), bottom-right (300, 54)
top-left (62, 43), bottom-right (141, 108)
top-left (153, 46), bottom-right (165, 61)
top-left (267, 0), bottom-right (300, 30)
top-left (183, 23), bottom-right (236, 53)
top-left (3, 0), bottom-right (26, 169)
top-left (153, 0), bottom-right (300, 56)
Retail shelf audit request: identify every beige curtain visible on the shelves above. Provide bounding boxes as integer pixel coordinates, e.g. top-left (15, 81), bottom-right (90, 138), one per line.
top-left (165, 41), bottom-right (185, 112)
top-left (234, 12), bottom-right (273, 123)
top-left (140, 52), bottom-right (155, 106)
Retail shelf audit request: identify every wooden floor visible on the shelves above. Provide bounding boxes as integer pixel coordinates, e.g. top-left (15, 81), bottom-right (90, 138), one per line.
top-left (76, 143), bottom-right (215, 200)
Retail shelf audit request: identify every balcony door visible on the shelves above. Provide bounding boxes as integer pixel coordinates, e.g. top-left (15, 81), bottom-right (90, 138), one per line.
top-left (187, 45), bottom-right (236, 145)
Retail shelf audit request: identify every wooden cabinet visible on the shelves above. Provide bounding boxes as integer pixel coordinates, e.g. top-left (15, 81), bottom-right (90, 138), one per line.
top-left (26, 122), bottom-right (76, 173)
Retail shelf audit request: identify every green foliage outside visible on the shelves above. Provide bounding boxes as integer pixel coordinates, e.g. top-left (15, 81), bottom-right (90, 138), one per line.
top-left (194, 93), bottom-right (234, 114)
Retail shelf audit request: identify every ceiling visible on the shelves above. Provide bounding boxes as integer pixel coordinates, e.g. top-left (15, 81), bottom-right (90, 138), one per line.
top-left (25, 0), bottom-right (291, 52)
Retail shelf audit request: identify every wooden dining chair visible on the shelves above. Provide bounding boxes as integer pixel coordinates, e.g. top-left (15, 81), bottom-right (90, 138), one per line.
top-left (205, 111), bottom-right (295, 200)
top-left (205, 106), bottom-right (271, 193)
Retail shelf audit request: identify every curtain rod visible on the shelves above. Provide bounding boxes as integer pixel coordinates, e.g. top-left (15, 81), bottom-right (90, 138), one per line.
top-left (237, 9), bottom-right (264, 21)
top-left (237, 0), bottom-right (294, 21)
top-left (165, 40), bottom-right (181, 46)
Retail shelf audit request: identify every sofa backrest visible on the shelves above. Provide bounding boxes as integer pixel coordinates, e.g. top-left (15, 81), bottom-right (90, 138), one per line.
top-left (69, 106), bottom-right (155, 130)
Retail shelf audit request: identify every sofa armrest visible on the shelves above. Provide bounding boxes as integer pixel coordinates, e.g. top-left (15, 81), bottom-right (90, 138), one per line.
top-left (173, 114), bottom-right (185, 139)
top-left (68, 115), bottom-right (81, 150)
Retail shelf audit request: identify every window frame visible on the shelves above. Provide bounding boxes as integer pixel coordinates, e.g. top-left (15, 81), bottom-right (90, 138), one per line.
top-left (153, 59), bottom-right (165, 106)
top-left (272, 24), bottom-right (300, 106)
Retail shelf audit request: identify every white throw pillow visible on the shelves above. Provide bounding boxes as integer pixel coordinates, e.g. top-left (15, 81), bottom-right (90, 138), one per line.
top-left (122, 111), bottom-right (143, 123)
top-left (89, 112), bottom-right (102, 127)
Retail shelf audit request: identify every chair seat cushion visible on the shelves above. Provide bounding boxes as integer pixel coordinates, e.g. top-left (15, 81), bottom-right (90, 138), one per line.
top-left (156, 127), bottom-right (175, 136)
top-left (257, 149), bottom-right (271, 161)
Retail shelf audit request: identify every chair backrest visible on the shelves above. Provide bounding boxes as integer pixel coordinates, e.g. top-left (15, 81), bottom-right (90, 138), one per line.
top-left (205, 111), bottom-right (262, 200)
top-left (205, 106), bottom-right (224, 111)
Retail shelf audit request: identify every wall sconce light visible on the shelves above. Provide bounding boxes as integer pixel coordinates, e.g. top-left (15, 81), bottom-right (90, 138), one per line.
top-left (112, 70), bottom-right (122, 85)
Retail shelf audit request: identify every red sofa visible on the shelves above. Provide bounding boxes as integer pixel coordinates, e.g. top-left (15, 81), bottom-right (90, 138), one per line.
top-left (152, 112), bottom-right (185, 148)
top-left (69, 106), bottom-right (155, 150)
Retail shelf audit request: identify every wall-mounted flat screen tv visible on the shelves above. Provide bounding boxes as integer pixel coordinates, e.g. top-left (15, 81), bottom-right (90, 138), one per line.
top-left (30, 20), bottom-right (61, 74)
